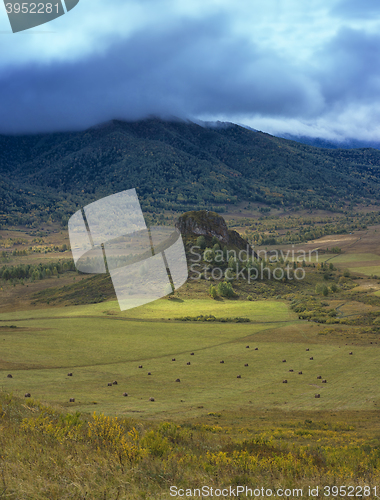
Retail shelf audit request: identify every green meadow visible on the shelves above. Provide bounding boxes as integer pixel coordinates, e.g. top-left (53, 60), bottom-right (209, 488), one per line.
top-left (306, 251), bottom-right (380, 276)
top-left (1, 298), bottom-right (379, 418)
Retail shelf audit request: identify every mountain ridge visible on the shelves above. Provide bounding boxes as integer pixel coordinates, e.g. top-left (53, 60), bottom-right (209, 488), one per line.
top-left (1, 117), bottom-right (380, 228)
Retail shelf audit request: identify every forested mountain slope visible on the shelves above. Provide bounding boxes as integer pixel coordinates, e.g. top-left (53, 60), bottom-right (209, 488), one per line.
top-left (1, 118), bottom-right (380, 227)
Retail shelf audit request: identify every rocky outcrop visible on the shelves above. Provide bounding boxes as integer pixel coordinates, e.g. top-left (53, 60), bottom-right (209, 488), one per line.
top-left (176, 210), bottom-right (256, 257)
top-left (176, 211), bottom-right (229, 243)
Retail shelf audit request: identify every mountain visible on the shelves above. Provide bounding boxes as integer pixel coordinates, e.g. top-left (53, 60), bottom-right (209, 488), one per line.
top-left (2, 117), bottom-right (380, 228)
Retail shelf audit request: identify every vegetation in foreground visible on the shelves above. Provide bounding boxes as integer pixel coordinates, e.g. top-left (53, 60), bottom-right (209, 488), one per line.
top-left (1, 392), bottom-right (380, 499)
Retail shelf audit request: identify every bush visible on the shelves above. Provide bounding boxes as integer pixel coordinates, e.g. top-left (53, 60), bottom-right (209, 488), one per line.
top-left (217, 281), bottom-right (235, 298)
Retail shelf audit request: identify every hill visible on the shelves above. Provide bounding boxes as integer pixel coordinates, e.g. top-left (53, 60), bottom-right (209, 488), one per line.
top-left (2, 118), bottom-right (380, 228)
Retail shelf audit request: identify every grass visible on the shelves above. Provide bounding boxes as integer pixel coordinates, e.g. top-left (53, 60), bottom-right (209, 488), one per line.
top-left (2, 221), bottom-right (380, 497)
top-left (2, 391), bottom-right (380, 499)
top-left (348, 265), bottom-right (380, 276)
top-left (0, 296), bottom-right (293, 321)
top-left (1, 298), bottom-right (379, 417)
top-left (328, 253), bottom-right (380, 263)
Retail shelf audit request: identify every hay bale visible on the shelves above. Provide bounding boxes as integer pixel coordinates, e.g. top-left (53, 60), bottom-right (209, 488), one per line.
top-left (6, 374), bottom-right (12, 378)
top-left (24, 393), bottom-right (31, 398)
top-left (69, 398), bottom-right (75, 403)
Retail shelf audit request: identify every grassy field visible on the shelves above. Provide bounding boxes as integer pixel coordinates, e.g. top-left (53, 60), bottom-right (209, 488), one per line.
top-left (2, 218), bottom-right (380, 498)
top-left (1, 298), bottom-right (379, 418)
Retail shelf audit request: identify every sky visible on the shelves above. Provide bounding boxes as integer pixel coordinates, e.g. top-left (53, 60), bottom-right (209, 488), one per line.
top-left (1, 0), bottom-right (380, 140)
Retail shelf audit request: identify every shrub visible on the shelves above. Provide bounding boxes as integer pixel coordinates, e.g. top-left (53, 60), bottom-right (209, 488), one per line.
top-left (217, 281), bottom-right (235, 298)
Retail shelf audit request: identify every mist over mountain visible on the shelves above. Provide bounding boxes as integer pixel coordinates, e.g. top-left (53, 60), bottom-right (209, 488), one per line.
top-left (279, 133), bottom-right (380, 151)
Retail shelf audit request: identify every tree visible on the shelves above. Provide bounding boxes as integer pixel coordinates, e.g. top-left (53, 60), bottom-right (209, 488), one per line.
top-left (225, 269), bottom-right (234, 281)
top-left (32, 270), bottom-right (40, 281)
top-left (209, 285), bottom-right (218, 299)
top-left (196, 236), bottom-right (206, 250)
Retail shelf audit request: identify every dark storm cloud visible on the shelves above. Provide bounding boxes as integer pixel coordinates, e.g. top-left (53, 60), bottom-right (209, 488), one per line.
top-left (315, 27), bottom-right (380, 105)
top-left (0, 15), bottom-right (320, 134)
top-left (331, 0), bottom-right (380, 19)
